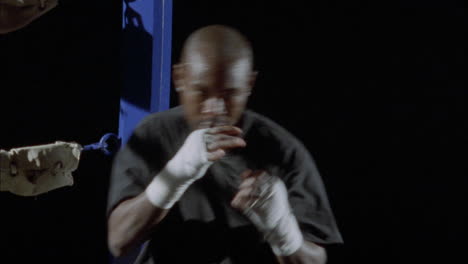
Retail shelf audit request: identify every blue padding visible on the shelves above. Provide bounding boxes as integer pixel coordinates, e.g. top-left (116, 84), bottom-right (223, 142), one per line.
top-left (111, 1), bottom-right (172, 263)
top-left (119, 0), bottom-right (172, 145)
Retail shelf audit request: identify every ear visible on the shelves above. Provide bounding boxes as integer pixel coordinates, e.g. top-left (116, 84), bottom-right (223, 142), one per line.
top-left (172, 64), bottom-right (185, 93)
top-left (248, 71), bottom-right (258, 92)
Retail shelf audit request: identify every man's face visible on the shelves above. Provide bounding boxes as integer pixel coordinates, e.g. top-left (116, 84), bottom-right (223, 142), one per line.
top-left (175, 55), bottom-right (255, 129)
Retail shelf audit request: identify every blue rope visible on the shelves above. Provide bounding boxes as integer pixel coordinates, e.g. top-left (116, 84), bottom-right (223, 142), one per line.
top-left (82, 133), bottom-right (121, 156)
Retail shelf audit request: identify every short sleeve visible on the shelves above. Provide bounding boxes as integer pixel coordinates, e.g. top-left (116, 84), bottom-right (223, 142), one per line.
top-left (106, 117), bottom-right (169, 217)
top-left (282, 140), bottom-right (343, 245)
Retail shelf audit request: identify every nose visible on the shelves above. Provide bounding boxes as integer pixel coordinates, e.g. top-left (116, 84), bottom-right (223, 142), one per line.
top-left (201, 97), bottom-right (227, 116)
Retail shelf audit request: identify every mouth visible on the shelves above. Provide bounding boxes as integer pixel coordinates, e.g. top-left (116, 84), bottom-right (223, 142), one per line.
top-left (197, 116), bottom-right (231, 128)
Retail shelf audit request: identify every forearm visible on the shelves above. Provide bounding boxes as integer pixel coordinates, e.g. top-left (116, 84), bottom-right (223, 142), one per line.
top-left (107, 192), bottom-right (168, 257)
top-left (276, 241), bottom-right (327, 264)
top-left (107, 126), bottom-right (244, 257)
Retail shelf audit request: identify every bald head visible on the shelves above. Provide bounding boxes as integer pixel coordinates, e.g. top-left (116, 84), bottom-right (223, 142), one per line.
top-left (174, 25), bottom-right (257, 129)
top-left (180, 25), bottom-right (253, 70)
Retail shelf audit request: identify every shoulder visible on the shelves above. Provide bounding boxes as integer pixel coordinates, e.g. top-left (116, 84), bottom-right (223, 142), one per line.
top-left (133, 106), bottom-right (187, 139)
top-left (115, 107), bottom-right (186, 168)
top-left (138, 106), bottom-right (185, 129)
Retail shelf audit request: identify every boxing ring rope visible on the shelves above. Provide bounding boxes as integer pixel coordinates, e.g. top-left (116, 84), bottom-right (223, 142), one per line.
top-left (82, 133), bottom-right (121, 156)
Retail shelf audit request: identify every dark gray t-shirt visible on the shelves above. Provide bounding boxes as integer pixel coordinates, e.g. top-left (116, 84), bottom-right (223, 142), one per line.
top-left (108, 106), bottom-right (342, 264)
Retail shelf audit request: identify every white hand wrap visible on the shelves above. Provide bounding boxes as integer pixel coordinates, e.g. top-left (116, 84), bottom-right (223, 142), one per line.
top-left (244, 176), bottom-right (304, 256)
top-left (145, 129), bottom-right (212, 209)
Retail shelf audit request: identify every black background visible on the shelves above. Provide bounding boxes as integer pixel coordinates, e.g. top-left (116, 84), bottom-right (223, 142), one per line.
top-left (0, 0), bottom-right (465, 263)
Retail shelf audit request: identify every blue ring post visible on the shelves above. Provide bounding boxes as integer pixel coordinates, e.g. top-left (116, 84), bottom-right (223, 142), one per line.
top-left (119, 0), bottom-right (172, 145)
top-left (112, 1), bottom-right (172, 263)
